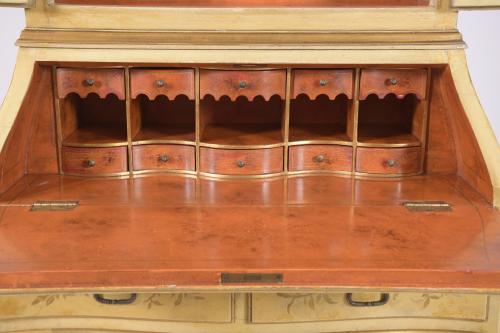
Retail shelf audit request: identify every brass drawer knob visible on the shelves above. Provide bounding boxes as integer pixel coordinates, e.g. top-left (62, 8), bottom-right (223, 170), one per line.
top-left (385, 159), bottom-right (396, 167)
top-left (156, 79), bottom-right (166, 88)
top-left (236, 160), bottom-right (246, 168)
top-left (84, 159), bottom-right (96, 168)
top-left (386, 78), bottom-right (398, 86)
top-left (158, 154), bottom-right (170, 163)
top-left (239, 81), bottom-right (248, 89)
top-left (84, 78), bottom-right (95, 87)
top-left (319, 79), bottom-right (328, 87)
top-left (314, 155), bottom-right (326, 163)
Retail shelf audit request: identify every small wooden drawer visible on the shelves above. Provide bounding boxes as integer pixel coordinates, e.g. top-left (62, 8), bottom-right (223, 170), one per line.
top-left (130, 69), bottom-right (195, 100)
top-left (250, 292), bottom-right (488, 323)
top-left (62, 146), bottom-right (128, 175)
top-left (360, 69), bottom-right (427, 100)
top-left (289, 145), bottom-right (352, 172)
top-left (356, 147), bottom-right (421, 175)
top-left (200, 147), bottom-right (283, 175)
top-left (133, 144), bottom-right (195, 171)
top-left (0, 293), bottom-right (233, 323)
top-left (56, 68), bottom-right (125, 100)
top-left (292, 69), bottom-right (353, 99)
top-left (200, 69), bottom-right (286, 101)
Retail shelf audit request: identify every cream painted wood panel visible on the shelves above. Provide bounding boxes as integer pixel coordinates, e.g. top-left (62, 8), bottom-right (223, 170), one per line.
top-left (0, 293), bottom-right (233, 323)
top-left (250, 292), bottom-right (488, 323)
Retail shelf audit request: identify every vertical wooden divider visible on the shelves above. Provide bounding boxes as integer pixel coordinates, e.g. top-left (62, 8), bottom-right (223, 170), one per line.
top-left (52, 65), bottom-right (64, 175)
top-left (420, 67), bottom-right (433, 173)
top-left (125, 66), bottom-right (133, 173)
top-left (283, 68), bottom-right (292, 174)
top-left (351, 68), bottom-right (361, 175)
top-left (195, 68), bottom-right (201, 175)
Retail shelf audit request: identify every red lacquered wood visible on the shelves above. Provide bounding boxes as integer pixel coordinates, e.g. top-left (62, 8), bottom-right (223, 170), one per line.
top-left (292, 69), bottom-right (354, 99)
top-left (62, 146), bottom-right (128, 175)
top-left (130, 69), bottom-right (195, 100)
top-left (0, 174), bottom-right (500, 290)
top-left (200, 147), bottom-right (283, 175)
top-left (56, 68), bottom-right (125, 100)
top-left (55, 0), bottom-right (430, 7)
top-left (200, 70), bottom-right (286, 101)
top-left (360, 69), bottom-right (428, 100)
top-left (289, 145), bottom-right (352, 172)
top-left (132, 144), bottom-right (195, 171)
top-left (356, 147), bottom-right (422, 174)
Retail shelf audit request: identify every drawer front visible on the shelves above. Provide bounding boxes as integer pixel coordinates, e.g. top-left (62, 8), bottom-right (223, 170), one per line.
top-left (250, 292), bottom-right (488, 323)
top-left (133, 144), bottom-right (195, 171)
top-left (360, 69), bottom-right (427, 100)
top-left (200, 70), bottom-right (286, 101)
top-left (292, 69), bottom-right (353, 99)
top-left (289, 145), bottom-right (352, 172)
top-left (62, 146), bottom-right (128, 175)
top-left (0, 293), bottom-right (232, 323)
top-left (130, 69), bottom-right (195, 100)
top-left (56, 68), bottom-right (125, 100)
top-left (356, 147), bottom-right (421, 175)
top-left (200, 147), bottom-right (283, 175)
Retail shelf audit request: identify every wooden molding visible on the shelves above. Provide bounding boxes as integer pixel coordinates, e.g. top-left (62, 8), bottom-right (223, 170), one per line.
top-left (452, 0), bottom-right (500, 8)
top-left (0, 0), bottom-right (35, 7)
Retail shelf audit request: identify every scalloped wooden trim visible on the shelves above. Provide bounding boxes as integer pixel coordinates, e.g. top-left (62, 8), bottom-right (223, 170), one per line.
top-left (359, 91), bottom-right (421, 100)
top-left (292, 92), bottom-right (351, 101)
top-left (131, 92), bottom-right (194, 101)
top-left (200, 93), bottom-right (284, 102)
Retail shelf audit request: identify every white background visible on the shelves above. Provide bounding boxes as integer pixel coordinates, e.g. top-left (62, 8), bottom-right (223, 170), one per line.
top-left (0, 9), bottom-right (499, 141)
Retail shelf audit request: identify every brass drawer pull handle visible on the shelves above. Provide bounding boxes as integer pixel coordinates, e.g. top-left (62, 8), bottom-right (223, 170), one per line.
top-left (158, 154), bottom-right (170, 163)
top-left (94, 294), bottom-right (138, 305)
top-left (346, 293), bottom-right (389, 307)
top-left (386, 78), bottom-right (398, 86)
top-left (156, 79), bottom-right (166, 88)
top-left (239, 81), bottom-right (248, 89)
top-left (84, 79), bottom-right (95, 87)
top-left (236, 160), bottom-right (246, 168)
top-left (385, 159), bottom-right (396, 167)
top-left (319, 79), bottom-right (328, 87)
top-left (314, 155), bottom-right (326, 163)
top-left (84, 159), bottom-right (96, 168)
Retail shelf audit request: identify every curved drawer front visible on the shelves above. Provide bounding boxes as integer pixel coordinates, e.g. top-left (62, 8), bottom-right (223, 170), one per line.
top-left (200, 147), bottom-right (283, 175)
top-left (292, 69), bottom-right (354, 100)
top-left (250, 292), bottom-right (488, 323)
top-left (0, 293), bottom-right (232, 323)
top-left (130, 69), bottom-right (195, 100)
top-left (56, 68), bottom-right (125, 100)
top-left (360, 69), bottom-right (427, 100)
top-left (356, 147), bottom-right (421, 175)
top-left (289, 145), bottom-right (353, 172)
top-left (132, 144), bottom-right (195, 171)
top-left (200, 70), bottom-right (286, 101)
top-left (62, 146), bottom-right (128, 175)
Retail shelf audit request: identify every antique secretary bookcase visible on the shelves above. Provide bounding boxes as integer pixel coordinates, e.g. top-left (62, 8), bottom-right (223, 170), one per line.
top-left (0, 0), bottom-right (500, 332)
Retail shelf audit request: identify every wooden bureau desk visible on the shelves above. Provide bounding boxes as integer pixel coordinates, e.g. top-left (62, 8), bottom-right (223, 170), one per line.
top-left (0, 0), bottom-right (500, 332)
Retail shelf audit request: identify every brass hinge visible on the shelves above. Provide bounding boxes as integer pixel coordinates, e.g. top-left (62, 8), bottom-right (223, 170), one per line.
top-left (31, 200), bottom-right (80, 211)
top-left (403, 201), bottom-right (452, 212)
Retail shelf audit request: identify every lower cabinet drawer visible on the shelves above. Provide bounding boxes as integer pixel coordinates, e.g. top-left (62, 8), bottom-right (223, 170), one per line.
top-left (62, 146), bottom-right (128, 175)
top-left (133, 144), bottom-right (195, 171)
top-left (250, 292), bottom-right (488, 323)
top-left (289, 145), bottom-right (352, 172)
top-left (0, 293), bottom-right (233, 323)
top-left (356, 147), bottom-right (421, 175)
top-left (200, 147), bottom-right (284, 175)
